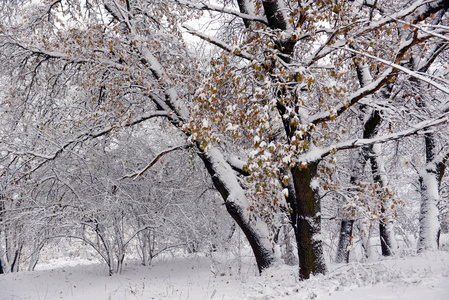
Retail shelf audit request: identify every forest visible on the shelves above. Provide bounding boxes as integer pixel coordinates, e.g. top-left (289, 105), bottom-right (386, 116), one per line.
top-left (0, 0), bottom-right (449, 297)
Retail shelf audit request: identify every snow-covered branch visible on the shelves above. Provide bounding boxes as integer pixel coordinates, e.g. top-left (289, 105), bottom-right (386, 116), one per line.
top-left (8, 111), bottom-right (170, 172)
top-left (310, 67), bottom-right (395, 125)
top-left (304, 0), bottom-right (447, 66)
top-left (121, 144), bottom-right (193, 180)
top-left (393, 18), bottom-right (449, 42)
top-left (228, 155), bottom-right (250, 176)
top-left (344, 47), bottom-right (449, 95)
top-left (182, 24), bottom-right (255, 61)
top-left (301, 113), bottom-right (449, 163)
top-left (357, 0), bottom-right (447, 36)
top-left (137, 45), bottom-right (190, 121)
top-left (309, 27), bottom-right (446, 125)
top-left (304, 39), bottom-right (346, 67)
top-left (175, 0), bottom-right (268, 26)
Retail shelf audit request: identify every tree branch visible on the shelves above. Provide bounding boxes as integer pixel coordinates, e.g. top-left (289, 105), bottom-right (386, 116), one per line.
top-left (175, 0), bottom-right (268, 26)
top-left (344, 47), bottom-right (449, 95)
top-left (182, 24), bottom-right (255, 61)
top-left (9, 111), bottom-right (170, 175)
top-left (310, 66), bottom-right (395, 125)
top-left (357, 0), bottom-right (448, 37)
top-left (301, 113), bottom-right (449, 163)
top-left (121, 144), bottom-right (193, 180)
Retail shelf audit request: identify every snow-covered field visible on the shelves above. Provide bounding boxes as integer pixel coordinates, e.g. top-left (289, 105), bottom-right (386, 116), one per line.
top-left (2, 250), bottom-right (449, 300)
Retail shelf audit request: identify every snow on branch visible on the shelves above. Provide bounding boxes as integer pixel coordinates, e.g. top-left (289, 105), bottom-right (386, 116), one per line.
top-left (310, 31), bottom-right (448, 126)
top-left (310, 66), bottom-right (395, 125)
top-left (182, 24), bottom-right (255, 61)
top-left (10, 111), bottom-right (170, 173)
top-left (344, 47), bottom-right (449, 95)
top-left (300, 113), bottom-right (449, 163)
top-left (120, 144), bottom-right (193, 180)
top-left (228, 155), bottom-right (250, 176)
top-left (303, 0), bottom-right (447, 66)
top-left (137, 44), bottom-right (190, 121)
top-left (86, 111), bottom-right (171, 138)
top-left (357, 0), bottom-right (445, 36)
top-left (175, 0), bottom-right (268, 26)
top-left (110, 0), bottom-right (133, 31)
top-left (393, 18), bottom-right (449, 42)
top-left (5, 41), bottom-right (87, 64)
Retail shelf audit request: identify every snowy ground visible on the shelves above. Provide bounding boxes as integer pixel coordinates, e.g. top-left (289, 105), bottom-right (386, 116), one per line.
top-left (2, 250), bottom-right (449, 300)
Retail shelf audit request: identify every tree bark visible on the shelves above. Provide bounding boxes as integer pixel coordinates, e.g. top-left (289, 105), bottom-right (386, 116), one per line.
top-left (291, 162), bottom-right (326, 280)
top-left (337, 61), bottom-right (396, 260)
top-left (335, 219), bottom-right (354, 263)
top-left (417, 171), bottom-right (441, 252)
top-left (417, 132), bottom-right (442, 252)
top-left (360, 70), bottom-right (396, 257)
top-left (199, 148), bottom-right (275, 273)
top-left (369, 144), bottom-right (396, 256)
top-left (280, 225), bottom-right (298, 266)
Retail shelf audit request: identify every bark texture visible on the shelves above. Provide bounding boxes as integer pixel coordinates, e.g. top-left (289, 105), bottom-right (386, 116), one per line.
top-left (291, 162), bottom-right (326, 280)
top-left (417, 132), bottom-right (442, 252)
top-left (199, 148), bottom-right (275, 273)
top-left (335, 219), bottom-right (354, 263)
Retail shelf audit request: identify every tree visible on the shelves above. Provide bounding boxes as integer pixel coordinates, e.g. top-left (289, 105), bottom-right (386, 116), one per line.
top-left (335, 64), bottom-right (397, 263)
top-left (410, 45), bottom-right (449, 252)
top-left (0, 0), bottom-right (277, 274)
top-left (181, 0), bottom-right (449, 279)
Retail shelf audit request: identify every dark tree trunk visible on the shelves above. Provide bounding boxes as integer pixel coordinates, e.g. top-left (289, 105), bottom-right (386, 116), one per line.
top-left (10, 248), bottom-right (21, 272)
top-left (291, 162), bottom-right (326, 280)
top-left (366, 113), bottom-right (395, 256)
top-left (336, 62), bottom-right (395, 260)
top-left (335, 219), bottom-right (354, 263)
top-left (379, 216), bottom-right (394, 256)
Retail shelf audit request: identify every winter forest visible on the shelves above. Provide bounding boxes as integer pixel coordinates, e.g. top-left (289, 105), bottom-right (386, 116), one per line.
top-left (1, 0), bottom-right (449, 299)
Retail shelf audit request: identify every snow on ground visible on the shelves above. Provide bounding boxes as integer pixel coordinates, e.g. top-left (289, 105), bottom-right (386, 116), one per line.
top-left (4, 233), bottom-right (449, 300)
top-left (2, 250), bottom-right (449, 300)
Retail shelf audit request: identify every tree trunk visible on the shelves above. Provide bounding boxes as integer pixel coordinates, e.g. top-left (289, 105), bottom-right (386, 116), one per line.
top-left (138, 228), bottom-right (152, 266)
top-left (28, 240), bottom-right (46, 271)
top-left (369, 144), bottom-right (396, 256)
top-left (9, 247), bottom-right (22, 272)
top-left (336, 143), bottom-right (370, 263)
top-left (417, 170), bottom-right (441, 252)
top-left (417, 132), bottom-right (442, 252)
top-left (335, 219), bottom-right (354, 263)
top-left (199, 148), bottom-right (275, 273)
top-left (338, 63), bottom-right (395, 260)
top-left (280, 225), bottom-right (298, 266)
top-left (291, 162), bottom-right (326, 280)
top-left (359, 220), bottom-right (373, 260)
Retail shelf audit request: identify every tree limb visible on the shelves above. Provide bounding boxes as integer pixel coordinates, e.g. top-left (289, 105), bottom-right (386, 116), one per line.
top-left (121, 144), bottom-right (193, 180)
top-left (9, 111), bottom-right (170, 175)
top-left (182, 24), bottom-right (255, 61)
top-left (301, 113), bottom-right (449, 163)
top-left (344, 47), bottom-right (449, 95)
top-left (175, 0), bottom-right (269, 26)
